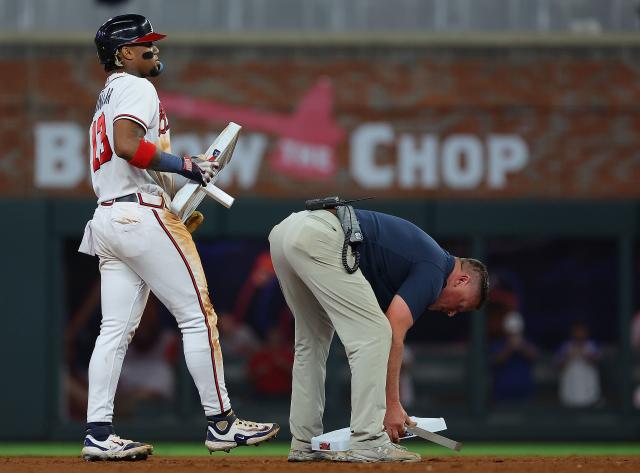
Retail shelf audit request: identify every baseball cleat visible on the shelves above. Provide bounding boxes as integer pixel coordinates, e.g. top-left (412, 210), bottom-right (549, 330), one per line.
top-left (81, 433), bottom-right (152, 461)
top-left (205, 410), bottom-right (279, 453)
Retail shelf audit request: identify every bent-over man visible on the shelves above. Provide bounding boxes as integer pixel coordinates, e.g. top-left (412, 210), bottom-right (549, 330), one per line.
top-left (269, 206), bottom-right (488, 463)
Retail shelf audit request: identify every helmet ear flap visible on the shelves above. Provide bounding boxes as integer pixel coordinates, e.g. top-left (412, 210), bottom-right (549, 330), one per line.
top-left (113, 49), bottom-right (124, 67)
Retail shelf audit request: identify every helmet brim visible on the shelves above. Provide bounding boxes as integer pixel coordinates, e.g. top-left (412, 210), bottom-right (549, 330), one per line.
top-left (132, 32), bottom-right (167, 43)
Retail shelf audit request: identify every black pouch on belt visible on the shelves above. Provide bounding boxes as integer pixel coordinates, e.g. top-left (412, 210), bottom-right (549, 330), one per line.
top-left (304, 196), bottom-right (371, 274)
top-left (336, 205), bottom-right (363, 273)
top-left (336, 205), bottom-right (363, 245)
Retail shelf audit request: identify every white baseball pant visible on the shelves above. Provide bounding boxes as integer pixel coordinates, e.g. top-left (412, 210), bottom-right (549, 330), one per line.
top-left (80, 193), bottom-right (230, 422)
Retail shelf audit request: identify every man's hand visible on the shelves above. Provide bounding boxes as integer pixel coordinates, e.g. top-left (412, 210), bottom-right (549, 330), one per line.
top-left (192, 154), bottom-right (221, 180)
top-left (384, 400), bottom-right (411, 443)
top-left (181, 155), bottom-right (220, 186)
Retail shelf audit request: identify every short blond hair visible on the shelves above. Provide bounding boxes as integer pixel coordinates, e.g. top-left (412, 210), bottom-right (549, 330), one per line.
top-left (461, 258), bottom-right (489, 309)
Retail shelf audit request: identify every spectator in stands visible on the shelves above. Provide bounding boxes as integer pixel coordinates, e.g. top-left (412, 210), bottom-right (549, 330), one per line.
top-left (555, 321), bottom-right (601, 407)
top-left (247, 326), bottom-right (294, 398)
top-left (218, 250), bottom-right (292, 359)
top-left (231, 251), bottom-right (292, 340)
top-left (490, 311), bottom-right (539, 402)
top-left (218, 313), bottom-right (261, 358)
top-left (486, 287), bottom-right (519, 341)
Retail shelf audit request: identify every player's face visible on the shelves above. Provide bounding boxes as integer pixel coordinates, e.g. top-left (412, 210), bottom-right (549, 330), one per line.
top-left (121, 42), bottom-right (161, 77)
top-left (136, 42), bottom-right (161, 76)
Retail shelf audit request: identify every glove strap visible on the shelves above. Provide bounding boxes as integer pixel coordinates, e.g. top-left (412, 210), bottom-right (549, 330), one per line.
top-left (177, 156), bottom-right (204, 184)
top-left (183, 156), bottom-right (194, 172)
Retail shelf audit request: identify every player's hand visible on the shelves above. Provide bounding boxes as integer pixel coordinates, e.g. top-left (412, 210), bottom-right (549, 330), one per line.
top-left (181, 156), bottom-right (220, 186)
top-left (180, 156), bottom-right (208, 185)
top-left (193, 154), bottom-right (221, 177)
top-left (185, 210), bottom-right (204, 234)
top-left (384, 400), bottom-right (410, 443)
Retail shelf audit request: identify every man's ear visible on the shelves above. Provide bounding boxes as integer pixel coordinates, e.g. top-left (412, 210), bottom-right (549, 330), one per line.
top-left (456, 273), bottom-right (471, 286)
top-left (119, 46), bottom-right (135, 61)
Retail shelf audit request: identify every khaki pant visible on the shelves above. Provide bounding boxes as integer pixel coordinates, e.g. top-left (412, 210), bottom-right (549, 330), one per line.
top-left (269, 210), bottom-right (392, 450)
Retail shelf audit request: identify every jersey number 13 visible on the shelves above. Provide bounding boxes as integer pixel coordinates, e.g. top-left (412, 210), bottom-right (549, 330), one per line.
top-left (91, 112), bottom-right (113, 172)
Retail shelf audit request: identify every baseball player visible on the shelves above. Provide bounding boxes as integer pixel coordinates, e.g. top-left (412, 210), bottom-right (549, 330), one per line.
top-left (78, 14), bottom-right (278, 461)
top-left (268, 205), bottom-right (488, 462)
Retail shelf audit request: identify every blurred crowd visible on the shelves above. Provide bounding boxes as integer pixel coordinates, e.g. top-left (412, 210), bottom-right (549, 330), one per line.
top-left (487, 303), bottom-right (603, 408)
top-left (63, 242), bottom-right (640, 421)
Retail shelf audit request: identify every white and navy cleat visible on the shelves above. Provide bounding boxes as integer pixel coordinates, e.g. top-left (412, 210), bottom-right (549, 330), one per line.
top-left (205, 411), bottom-right (279, 453)
top-left (81, 433), bottom-right (152, 461)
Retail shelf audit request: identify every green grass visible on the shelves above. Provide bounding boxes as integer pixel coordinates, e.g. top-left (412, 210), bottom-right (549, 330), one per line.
top-left (0, 442), bottom-right (638, 457)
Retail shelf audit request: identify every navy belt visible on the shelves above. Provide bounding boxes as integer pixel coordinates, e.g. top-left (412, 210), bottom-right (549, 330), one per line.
top-left (100, 193), bottom-right (164, 208)
top-left (113, 194), bottom-right (138, 203)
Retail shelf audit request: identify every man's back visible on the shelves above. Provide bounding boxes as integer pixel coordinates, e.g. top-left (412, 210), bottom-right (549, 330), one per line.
top-left (354, 209), bottom-right (455, 320)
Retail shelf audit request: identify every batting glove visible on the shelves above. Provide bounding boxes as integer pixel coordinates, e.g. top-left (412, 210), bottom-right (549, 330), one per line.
top-left (180, 156), bottom-right (219, 186)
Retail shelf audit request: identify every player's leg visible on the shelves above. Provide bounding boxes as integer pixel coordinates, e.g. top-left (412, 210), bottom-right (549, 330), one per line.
top-left (87, 256), bottom-right (150, 422)
top-left (126, 208), bottom-right (278, 451)
top-left (125, 208), bottom-right (229, 414)
top-left (281, 211), bottom-right (392, 449)
top-left (269, 216), bottom-right (338, 461)
top-left (83, 255), bottom-right (151, 461)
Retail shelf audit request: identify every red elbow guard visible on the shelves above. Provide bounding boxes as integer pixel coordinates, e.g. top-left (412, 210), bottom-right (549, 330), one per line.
top-left (129, 139), bottom-right (157, 169)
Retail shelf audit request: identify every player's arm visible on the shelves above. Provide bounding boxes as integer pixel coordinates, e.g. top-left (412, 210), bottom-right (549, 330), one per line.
top-left (384, 294), bottom-right (414, 443)
top-left (113, 118), bottom-right (215, 185)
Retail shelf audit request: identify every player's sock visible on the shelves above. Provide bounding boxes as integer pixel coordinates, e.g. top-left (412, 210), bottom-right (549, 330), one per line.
top-left (86, 422), bottom-right (114, 441)
top-left (207, 409), bottom-right (233, 422)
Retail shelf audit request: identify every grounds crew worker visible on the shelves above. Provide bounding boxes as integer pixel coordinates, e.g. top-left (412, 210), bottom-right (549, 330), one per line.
top-left (269, 198), bottom-right (488, 463)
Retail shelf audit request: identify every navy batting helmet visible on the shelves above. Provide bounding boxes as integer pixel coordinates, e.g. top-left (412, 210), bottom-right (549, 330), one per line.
top-left (95, 14), bottom-right (166, 66)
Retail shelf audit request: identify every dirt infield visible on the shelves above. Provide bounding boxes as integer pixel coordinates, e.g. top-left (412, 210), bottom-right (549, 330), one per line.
top-left (1, 456), bottom-right (639, 473)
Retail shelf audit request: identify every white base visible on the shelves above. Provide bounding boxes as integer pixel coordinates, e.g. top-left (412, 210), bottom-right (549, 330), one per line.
top-left (170, 122), bottom-right (240, 221)
top-left (311, 417), bottom-right (447, 452)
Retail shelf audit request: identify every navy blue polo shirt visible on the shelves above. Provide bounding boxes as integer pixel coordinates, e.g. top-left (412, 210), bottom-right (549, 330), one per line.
top-left (353, 209), bottom-right (455, 321)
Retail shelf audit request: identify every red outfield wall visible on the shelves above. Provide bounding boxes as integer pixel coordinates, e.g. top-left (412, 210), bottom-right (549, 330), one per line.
top-left (1, 44), bottom-right (639, 199)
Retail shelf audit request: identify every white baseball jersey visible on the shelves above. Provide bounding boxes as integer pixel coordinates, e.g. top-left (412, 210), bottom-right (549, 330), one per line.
top-left (89, 72), bottom-right (172, 203)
